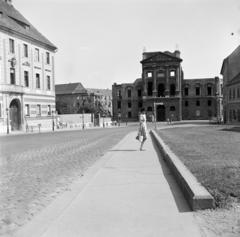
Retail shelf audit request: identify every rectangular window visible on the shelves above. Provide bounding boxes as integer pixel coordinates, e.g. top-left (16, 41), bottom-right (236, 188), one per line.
top-left (47, 76), bottom-right (51, 90)
top-left (147, 81), bottom-right (153, 96)
top-left (9, 39), bottom-right (14, 53)
top-left (47, 105), bottom-right (51, 115)
top-left (208, 100), bottom-right (212, 106)
top-left (118, 90), bottom-right (122, 99)
top-left (36, 73), bottom-right (40, 89)
top-left (184, 87), bottom-right (189, 96)
top-left (127, 89), bottom-right (131, 98)
top-left (25, 104), bottom-right (30, 116)
top-left (24, 71), bottom-right (29, 87)
top-left (185, 101), bottom-right (189, 107)
top-left (23, 44), bottom-right (28, 57)
top-left (10, 68), bottom-right (15, 84)
top-left (233, 88), bottom-right (236, 99)
top-left (128, 111), bottom-right (132, 118)
top-left (196, 87), bottom-right (200, 96)
top-left (138, 89), bottom-right (142, 97)
top-left (35, 48), bottom-right (40, 62)
top-left (170, 70), bottom-right (175, 77)
top-left (196, 100), bottom-right (200, 106)
top-left (46, 52), bottom-right (50, 64)
top-left (36, 104), bottom-right (41, 116)
top-left (128, 102), bottom-right (132, 108)
top-left (117, 101), bottom-right (121, 109)
top-left (147, 72), bottom-right (152, 78)
top-left (207, 86), bottom-right (212, 96)
top-left (138, 101), bottom-right (142, 108)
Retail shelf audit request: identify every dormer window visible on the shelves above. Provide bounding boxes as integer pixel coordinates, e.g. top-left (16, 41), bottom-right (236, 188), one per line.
top-left (8, 16), bottom-right (30, 30)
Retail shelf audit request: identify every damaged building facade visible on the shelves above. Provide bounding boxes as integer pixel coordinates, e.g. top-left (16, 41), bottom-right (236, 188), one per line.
top-left (112, 50), bottom-right (222, 122)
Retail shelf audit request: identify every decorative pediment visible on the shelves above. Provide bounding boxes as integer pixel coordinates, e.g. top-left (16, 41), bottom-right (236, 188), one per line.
top-left (141, 52), bottom-right (182, 64)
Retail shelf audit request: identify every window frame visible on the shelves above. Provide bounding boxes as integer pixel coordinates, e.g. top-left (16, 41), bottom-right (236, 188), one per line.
top-left (24, 71), bottom-right (29, 87)
top-left (9, 38), bottom-right (15, 54)
top-left (36, 104), bottom-right (41, 116)
top-left (36, 73), bottom-right (41, 89)
top-left (25, 104), bottom-right (30, 116)
top-left (23, 43), bottom-right (28, 58)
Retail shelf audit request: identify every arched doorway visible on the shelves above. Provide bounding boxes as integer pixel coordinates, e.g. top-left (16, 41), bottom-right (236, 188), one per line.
top-left (9, 99), bottom-right (21, 131)
top-left (156, 105), bottom-right (165, 121)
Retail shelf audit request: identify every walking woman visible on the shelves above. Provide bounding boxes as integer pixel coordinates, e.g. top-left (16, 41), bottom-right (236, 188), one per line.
top-left (138, 108), bottom-right (147, 151)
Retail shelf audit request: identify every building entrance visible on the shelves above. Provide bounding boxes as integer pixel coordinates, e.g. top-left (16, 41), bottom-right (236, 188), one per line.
top-left (156, 105), bottom-right (165, 121)
top-left (9, 99), bottom-right (21, 131)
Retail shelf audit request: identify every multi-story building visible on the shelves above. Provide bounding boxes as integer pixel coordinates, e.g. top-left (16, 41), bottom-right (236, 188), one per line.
top-left (182, 77), bottom-right (223, 120)
top-left (0, 0), bottom-right (57, 133)
top-left (221, 45), bottom-right (240, 123)
top-left (112, 50), bottom-right (222, 122)
top-left (55, 83), bottom-right (112, 116)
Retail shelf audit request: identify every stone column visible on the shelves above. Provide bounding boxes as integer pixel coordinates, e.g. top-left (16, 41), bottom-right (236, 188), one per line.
top-left (175, 66), bottom-right (180, 96)
top-left (165, 67), bottom-right (169, 96)
top-left (178, 66), bottom-right (182, 121)
top-left (143, 71), bottom-right (147, 97)
top-left (153, 69), bottom-right (157, 97)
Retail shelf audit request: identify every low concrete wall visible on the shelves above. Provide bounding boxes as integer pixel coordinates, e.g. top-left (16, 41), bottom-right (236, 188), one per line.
top-left (150, 129), bottom-right (215, 211)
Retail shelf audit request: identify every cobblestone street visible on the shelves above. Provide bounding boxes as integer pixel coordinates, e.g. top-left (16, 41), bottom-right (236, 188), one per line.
top-left (0, 127), bottom-right (136, 235)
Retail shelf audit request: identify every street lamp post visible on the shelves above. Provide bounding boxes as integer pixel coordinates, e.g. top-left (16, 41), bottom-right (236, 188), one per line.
top-left (6, 108), bottom-right (9, 134)
top-left (82, 97), bottom-right (85, 130)
top-left (52, 110), bottom-right (55, 131)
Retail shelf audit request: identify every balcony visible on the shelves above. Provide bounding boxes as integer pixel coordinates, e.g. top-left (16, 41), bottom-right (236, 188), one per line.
top-left (0, 84), bottom-right (25, 94)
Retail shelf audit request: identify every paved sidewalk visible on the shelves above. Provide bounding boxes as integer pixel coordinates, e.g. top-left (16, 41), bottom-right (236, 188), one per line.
top-left (15, 131), bottom-right (204, 237)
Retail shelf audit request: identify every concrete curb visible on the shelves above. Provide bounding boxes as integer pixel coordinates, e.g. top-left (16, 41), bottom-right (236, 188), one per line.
top-left (150, 129), bottom-right (215, 211)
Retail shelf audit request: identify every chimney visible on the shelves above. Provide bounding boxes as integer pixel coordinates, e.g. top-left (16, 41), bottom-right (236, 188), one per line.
top-left (174, 50), bottom-right (181, 58)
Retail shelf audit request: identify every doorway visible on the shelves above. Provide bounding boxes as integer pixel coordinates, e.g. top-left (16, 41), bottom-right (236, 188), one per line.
top-left (9, 99), bottom-right (21, 131)
top-left (156, 105), bottom-right (165, 121)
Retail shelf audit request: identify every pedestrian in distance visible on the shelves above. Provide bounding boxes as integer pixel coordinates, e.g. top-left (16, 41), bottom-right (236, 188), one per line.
top-left (136, 108), bottom-right (147, 151)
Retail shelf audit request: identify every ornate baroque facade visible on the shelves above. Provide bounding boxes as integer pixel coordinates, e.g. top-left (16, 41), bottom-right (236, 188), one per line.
top-left (112, 50), bottom-right (222, 122)
top-left (0, 0), bottom-right (57, 133)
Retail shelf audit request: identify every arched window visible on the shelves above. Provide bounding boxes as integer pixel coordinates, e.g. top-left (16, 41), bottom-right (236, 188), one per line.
top-left (170, 84), bottom-right (176, 96)
top-left (195, 85), bottom-right (201, 96)
top-left (207, 84), bottom-right (212, 96)
top-left (158, 83), bottom-right (165, 97)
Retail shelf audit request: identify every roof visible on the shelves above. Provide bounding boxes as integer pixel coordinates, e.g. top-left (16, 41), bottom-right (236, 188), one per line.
top-left (86, 88), bottom-right (112, 96)
top-left (0, 0), bottom-right (57, 51)
top-left (141, 50), bottom-right (182, 63)
top-left (55, 83), bottom-right (87, 95)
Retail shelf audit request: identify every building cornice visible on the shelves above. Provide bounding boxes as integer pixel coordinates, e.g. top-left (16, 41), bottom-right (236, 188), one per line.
top-left (0, 25), bottom-right (57, 52)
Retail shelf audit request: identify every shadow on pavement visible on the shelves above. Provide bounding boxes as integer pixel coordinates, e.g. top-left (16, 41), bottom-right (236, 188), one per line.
top-left (221, 126), bottom-right (240, 133)
top-left (151, 136), bottom-right (192, 213)
top-left (109, 149), bottom-right (139, 152)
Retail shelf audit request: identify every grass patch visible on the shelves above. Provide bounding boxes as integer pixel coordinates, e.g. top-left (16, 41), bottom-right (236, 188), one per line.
top-left (157, 125), bottom-right (240, 207)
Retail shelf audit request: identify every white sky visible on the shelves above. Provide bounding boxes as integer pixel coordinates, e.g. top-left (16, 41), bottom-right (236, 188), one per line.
top-left (14, 0), bottom-right (240, 89)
